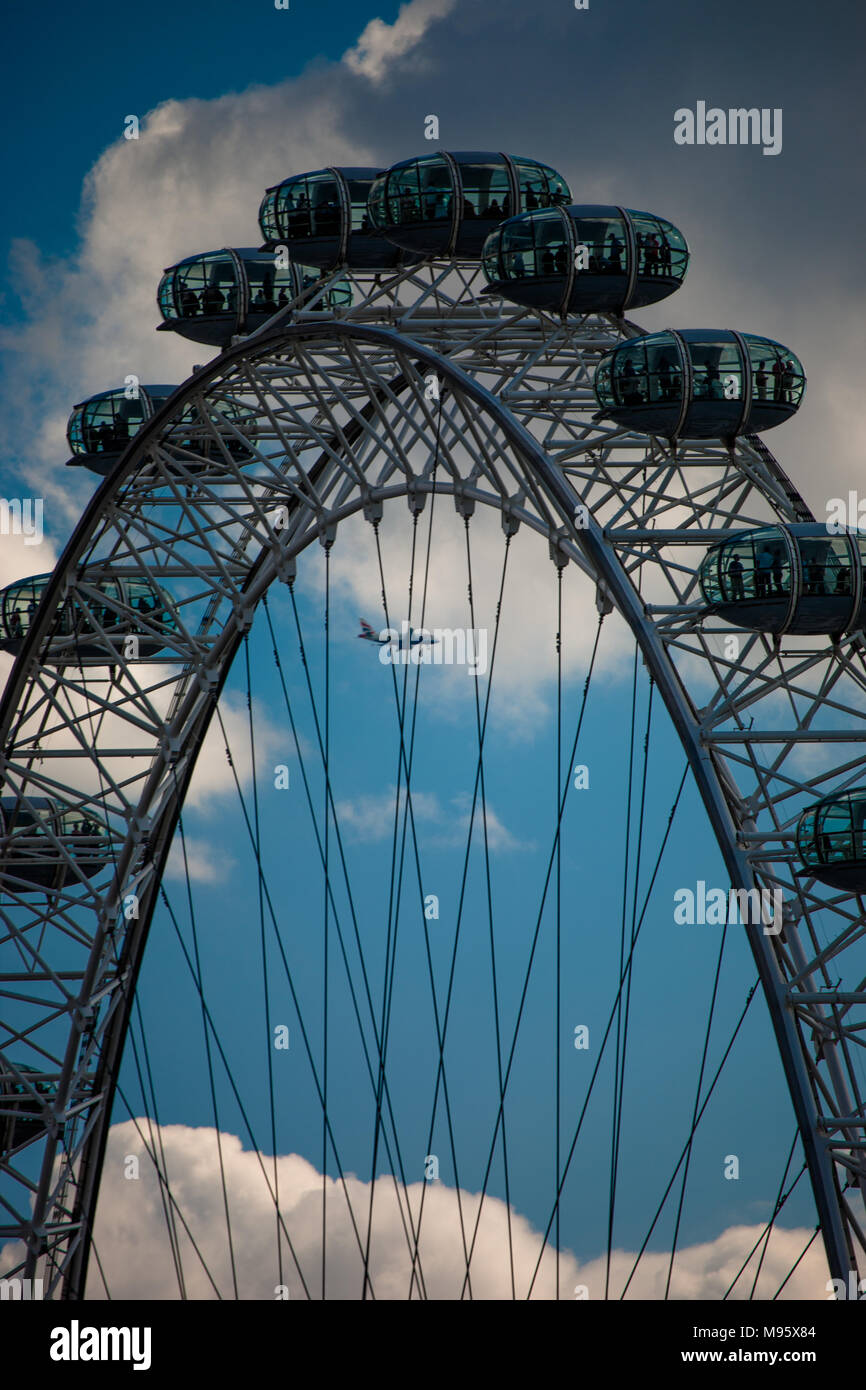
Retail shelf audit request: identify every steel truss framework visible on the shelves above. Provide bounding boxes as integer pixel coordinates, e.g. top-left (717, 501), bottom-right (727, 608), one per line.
top-left (1, 257), bottom-right (865, 1298)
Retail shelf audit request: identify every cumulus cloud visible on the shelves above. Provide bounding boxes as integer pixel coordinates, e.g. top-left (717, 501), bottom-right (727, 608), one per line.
top-left (0, 82), bottom-right (378, 528)
top-left (0, 1119), bottom-right (830, 1300)
top-left (165, 835), bottom-right (236, 885)
top-left (343, 0), bottom-right (459, 82)
top-left (335, 785), bottom-right (442, 841)
top-left (334, 784), bottom-right (526, 850)
top-left (185, 693), bottom-right (286, 812)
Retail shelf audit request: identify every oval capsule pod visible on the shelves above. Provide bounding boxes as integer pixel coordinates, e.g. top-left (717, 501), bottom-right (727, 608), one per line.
top-left (67, 385), bottom-right (177, 474)
top-left (367, 152), bottom-right (571, 259)
top-left (0, 1063), bottom-right (58, 1149)
top-left (699, 523), bottom-right (866, 636)
top-left (156, 248), bottom-right (351, 346)
top-left (259, 167), bottom-right (405, 270)
top-left (797, 790), bottom-right (866, 891)
top-left (0, 573), bottom-right (178, 660)
top-left (482, 205), bottom-right (688, 314)
top-left (0, 797), bottom-right (108, 891)
top-left (594, 330), bottom-right (805, 439)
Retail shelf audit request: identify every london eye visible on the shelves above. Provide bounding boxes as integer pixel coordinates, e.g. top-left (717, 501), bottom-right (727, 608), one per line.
top-left (2, 148), bottom-right (865, 1301)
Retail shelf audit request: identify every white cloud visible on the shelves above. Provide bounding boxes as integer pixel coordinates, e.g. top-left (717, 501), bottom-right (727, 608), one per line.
top-left (165, 835), bottom-right (235, 885)
top-left (335, 785), bottom-right (442, 841)
top-left (0, 83), bottom-right (378, 528)
top-left (313, 508), bottom-right (634, 735)
top-left (334, 784), bottom-right (525, 850)
top-left (0, 1119), bottom-right (831, 1299)
top-left (343, 0), bottom-right (459, 82)
top-left (186, 693), bottom-right (286, 812)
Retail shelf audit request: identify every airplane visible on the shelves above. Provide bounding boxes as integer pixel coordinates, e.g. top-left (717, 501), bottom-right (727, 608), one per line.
top-left (357, 618), bottom-right (438, 648)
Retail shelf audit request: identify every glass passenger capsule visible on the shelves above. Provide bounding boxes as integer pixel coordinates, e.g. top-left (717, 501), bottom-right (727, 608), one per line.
top-left (797, 790), bottom-right (866, 891)
top-left (481, 205), bottom-right (688, 314)
top-left (67, 385), bottom-right (177, 474)
top-left (594, 330), bottom-right (805, 439)
top-left (367, 152), bottom-right (571, 258)
top-left (699, 524), bottom-right (866, 636)
top-left (259, 167), bottom-right (404, 270)
top-left (0, 573), bottom-right (178, 659)
top-left (0, 797), bottom-right (108, 891)
top-left (156, 248), bottom-right (349, 346)
top-left (0, 1063), bottom-right (58, 1149)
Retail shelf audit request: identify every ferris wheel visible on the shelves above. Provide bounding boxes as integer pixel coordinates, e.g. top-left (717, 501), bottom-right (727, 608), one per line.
top-left (1, 149), bottom-right (865, 1301)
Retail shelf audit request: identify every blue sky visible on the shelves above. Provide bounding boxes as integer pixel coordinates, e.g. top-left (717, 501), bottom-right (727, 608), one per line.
top-left (2, 0), bottom-right (864, 1298)
top-left (0, 0), bottom-right (404, 265)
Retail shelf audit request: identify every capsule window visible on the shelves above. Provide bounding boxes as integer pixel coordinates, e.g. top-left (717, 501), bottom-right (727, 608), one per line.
top-left (513, 159), bottom-right (551, 211)
top-left (813, 798), bottom-right (866, 867)
top-left (77, 395), bottom-right (145, 454)
top-left (609, 334), bottom-right (678, 407)
top-left (629, 214), bottom-right (686, 281)
top-left (573, 217), bottom-right (625, 275)
top-left (497, 210), bottom-right (568, 278)
top-left (385, 164), bottom-right (424, 225)
top-left (727, 535), bottom-right (791, 602)
top-left (347, 179), bottom-right (375, 233)
top-left (799, 535), bottom-right (852, 597)
top-left (275, 179), bottom-right (313, 238)
top-left (644, 341), bottom-right (683, 404)
top-left (459, 162), bottom-right (511, 220)
top-left (260, 189), bottom-right (280, 241)
top-left (513, 160), bottom-right (569, 211)
top-left (745, 339), bottom-right (805, 407)
top-left (416, 160), bottom-right (453, 223)
top-left (246, 262), bottom-right (292, 314)
top-left (690, 340), bottom-right (743, 403)
top-left (308, 175), bottom-right (341, 237)
top-left (537, 163), bottom-right (569, 206)
top-left (166, 258), bottom-right (238, 319)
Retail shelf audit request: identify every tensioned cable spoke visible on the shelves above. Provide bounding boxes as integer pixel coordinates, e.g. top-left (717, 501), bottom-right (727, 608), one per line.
top-left (156, 884), bottom-right (314, 1298)
top-left (361, 513), bottom-right (422, 1300)
top-left (463, 513), bottom-right (516, 1300)
top-left (112, 1076), bottom-right (227, 1299)
top-left (203, 700), bottom-right (388, 1297)
top-left (262, 595), bottom-right (429, 1296)
top-left (174, 802), bottom-right (240, 1299)
top-left (555, 564), bottom-right (563, 1301)
top-left (719, 1131), bottom-right (802, 1298)
top-left (611, 676), bottom-right (655, 1293)
top-left (368, 515), bottom-right (475, 1297)
top-left (403, 532), bottom-right (516, 1297)
top-left (462, 613), bottom-right (606, 1298)
top-left (126, 1000), bottom-right (187, 1299)
top-left (772, 1226), bottom-right (821, 1299)
top-left (607, 645), bottom-right (640, 1299)
top-left (322, 544), bottom-right (330, 1301)
top-left (526, 762), bottom-right (691, 1299)
top-left (664, 869), bottom-right (730, 1299)
top-left (243, 635), bottom-right (282, 1290)
top-left (621, 976), bottom-right (760, 1298)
